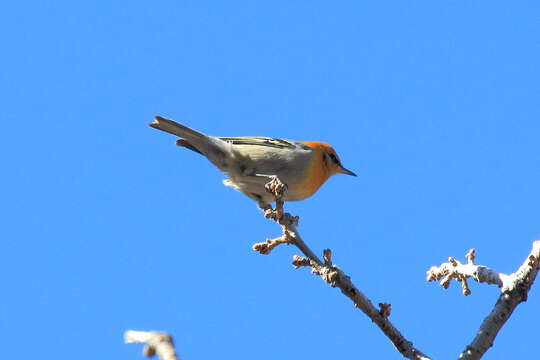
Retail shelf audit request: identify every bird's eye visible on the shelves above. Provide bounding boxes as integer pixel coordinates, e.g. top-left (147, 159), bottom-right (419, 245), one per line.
top-left (329, 153), bottom-right (339, 164)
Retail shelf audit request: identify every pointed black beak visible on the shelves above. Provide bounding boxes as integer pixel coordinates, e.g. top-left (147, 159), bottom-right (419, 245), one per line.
top-left (338, 166), bottom-right (357, 177)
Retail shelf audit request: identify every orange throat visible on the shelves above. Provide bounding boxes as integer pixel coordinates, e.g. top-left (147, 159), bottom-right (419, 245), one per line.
top-left (299, 143), bottom-right (333, 199)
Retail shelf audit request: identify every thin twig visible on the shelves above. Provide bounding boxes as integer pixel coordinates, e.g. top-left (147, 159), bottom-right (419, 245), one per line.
top-left (253, 177), bottom-right (431, 360)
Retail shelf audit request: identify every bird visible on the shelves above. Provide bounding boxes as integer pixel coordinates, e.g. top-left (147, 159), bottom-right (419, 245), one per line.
top-left (149, 115), bottom-right (356, 207)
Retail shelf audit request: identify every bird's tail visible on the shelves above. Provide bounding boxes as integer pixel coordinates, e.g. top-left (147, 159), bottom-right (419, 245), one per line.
top-left (149, 115), bottom-right (207, 141)
top-left (149, 115), bottom-right (230, 163)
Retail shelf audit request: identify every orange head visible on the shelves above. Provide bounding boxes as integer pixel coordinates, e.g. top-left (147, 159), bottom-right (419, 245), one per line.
top-left (299, 141), bottom-right (356, 197)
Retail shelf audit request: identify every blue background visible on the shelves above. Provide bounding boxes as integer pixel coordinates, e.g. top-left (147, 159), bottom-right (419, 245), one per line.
top-left (2, 1), bottom-right (539, 359)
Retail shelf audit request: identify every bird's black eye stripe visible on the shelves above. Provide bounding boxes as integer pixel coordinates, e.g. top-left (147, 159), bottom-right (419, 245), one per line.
top-left (323, 150), bottom-right (340, 165)
top-left (329, 152), bottom-right (339, 164)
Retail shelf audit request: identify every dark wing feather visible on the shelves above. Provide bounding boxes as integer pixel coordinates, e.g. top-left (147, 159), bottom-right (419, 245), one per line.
top-left (218, 137), bottom-right (298, 149)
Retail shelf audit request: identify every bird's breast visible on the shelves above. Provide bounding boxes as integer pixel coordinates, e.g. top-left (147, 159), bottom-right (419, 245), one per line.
top-left (297, 146), bottom-right (332, 199)
top-left (224, 143), bottom-right (331, 201)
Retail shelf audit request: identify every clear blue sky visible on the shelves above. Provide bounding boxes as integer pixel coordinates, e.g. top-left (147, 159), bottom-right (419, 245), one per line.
top-left (2, 2), bottom-right (539, 359)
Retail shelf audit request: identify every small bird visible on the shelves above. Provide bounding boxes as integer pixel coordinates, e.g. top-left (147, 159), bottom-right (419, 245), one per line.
top-left (149, 116), bottom-right (356, 206)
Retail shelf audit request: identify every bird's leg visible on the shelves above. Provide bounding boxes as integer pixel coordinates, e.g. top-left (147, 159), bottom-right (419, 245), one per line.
top-left (257, 201), bottom-right (271, 211)
top-left (257, 201), bottom-right (273, 218)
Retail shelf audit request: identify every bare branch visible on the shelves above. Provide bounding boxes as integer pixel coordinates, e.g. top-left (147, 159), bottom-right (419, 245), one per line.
top-left (292, 255), bottom-right (311, 268)
top-left (125, 330), bottom-right (179, 360)
top-left (426, 249), bottom-right (509, 295)
top-left (458, 241), bottom-right (540, 359)
top-left (254, 177), bottom-right (431, 360)
top-left (252, 234), bottom-right (292, 255)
